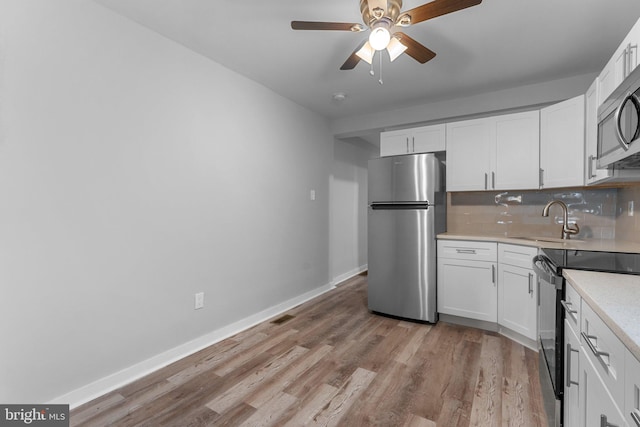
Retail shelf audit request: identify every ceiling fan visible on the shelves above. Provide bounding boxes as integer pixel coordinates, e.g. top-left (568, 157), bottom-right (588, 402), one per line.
top-left (291, 0), bottom-right (482, 70)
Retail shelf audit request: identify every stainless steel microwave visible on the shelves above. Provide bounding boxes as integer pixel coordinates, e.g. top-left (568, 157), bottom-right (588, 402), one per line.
top-left (598, 65), bottom-right (640, 169)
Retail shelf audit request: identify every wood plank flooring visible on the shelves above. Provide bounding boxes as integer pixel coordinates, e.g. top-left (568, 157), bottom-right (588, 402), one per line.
top-left (70, 274), bottom-right (548, 427)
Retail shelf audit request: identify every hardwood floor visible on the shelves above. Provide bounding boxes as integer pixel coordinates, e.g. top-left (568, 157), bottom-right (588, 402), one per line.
top-left (70, 274), bottom-right (548, 426)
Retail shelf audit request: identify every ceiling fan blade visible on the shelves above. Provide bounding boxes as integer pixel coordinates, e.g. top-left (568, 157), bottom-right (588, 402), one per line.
top-left (340, 40), bottom-right (368, 70)
top-left (401, 0), bottom-right (482, 25)
top-left (394, 32), bottom-right (436, 63)
top-left (291, 21), bottom-right (364, 31)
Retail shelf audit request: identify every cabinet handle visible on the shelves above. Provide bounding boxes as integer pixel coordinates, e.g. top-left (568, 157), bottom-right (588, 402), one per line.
top-left (406, 137), bottom-right (410, 153)
top-left (491, 171), bottom-right (495, 189)
top-left (491, 264), bottom-right (496, 285)
top-left (566, 343), bottom-right (579, 387)
top-left (600, 414), bottom-right (619, 427)
top-left (560, 300), bottom-right (578, 322)
top-left (528, 273), bottom-right (533, 295)
top-left (588, 155), bottom-right (597, 179)
top-left (625, 45), bottom-right (630, 78)
top-left (484, 173), bottom-right (488, 190)
top-left (412, 136), bottom-right (415, 152)
top-left (582, 332), bottom-right (611, 367)
top-left (539, 168), bottom-right (544, 188)
top-left (630, 43), bottom-right (638, 76)
top-left (631, 409), bottom-right (640, 427)
top-left (455, 249), bottom-right (477, 254)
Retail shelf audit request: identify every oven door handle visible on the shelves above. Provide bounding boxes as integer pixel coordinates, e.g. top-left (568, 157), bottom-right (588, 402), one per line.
top-left (532, 255), bottom-right (562, 289)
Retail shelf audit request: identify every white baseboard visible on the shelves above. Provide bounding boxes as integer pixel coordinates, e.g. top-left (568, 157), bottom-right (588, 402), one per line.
top-left (332, 264), bottom-right (367, 285)
top-left (52, 282), bottom-right (335, 409)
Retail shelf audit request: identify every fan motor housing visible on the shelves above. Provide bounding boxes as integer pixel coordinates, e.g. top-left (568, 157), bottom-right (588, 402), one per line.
top-left (359, 0), bottom-right (403, 26)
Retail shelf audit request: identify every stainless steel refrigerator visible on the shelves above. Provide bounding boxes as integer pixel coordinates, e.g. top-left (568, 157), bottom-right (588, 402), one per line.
top-left (367, 153), bottom-right (446, 322)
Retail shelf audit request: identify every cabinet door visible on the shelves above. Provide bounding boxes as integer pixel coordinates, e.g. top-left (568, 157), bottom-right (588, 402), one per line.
top-left (599, 18), bottom-right (640, 105)
top-left (540, 95), bottom-right (585, 188)
top-left (494, 111), bottom-right (540, 190)
top-left (580, 348), bottom-right (626, 427)
top-left (380, 129), bottom-right (411, 157)
top-left (615, 47), bottom-right (629, 89)
top-left (437, 258), bottom-right (497, 322)
top-left (625, 349), bottom-right (640, 427)
top-left (628, 19), bottom-right (640, 76)
top-left (564, 320), bottom-right (581, 427)
top-left (446, 118), bottom-right (494, 191)
top-left (599, 59), bottom-right (616, 106)
top-left (615, 19), bottom-right (640, 87)
top-left (497, 263), bottom-right (536, 340)
top-left (412, 124), bottom-right (446, 153)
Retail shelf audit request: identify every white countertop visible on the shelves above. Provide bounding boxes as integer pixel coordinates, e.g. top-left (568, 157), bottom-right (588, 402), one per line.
top-left (563, 269), bottom-right (640, 362)
top-left (438, 232), bottom-right (640, 253)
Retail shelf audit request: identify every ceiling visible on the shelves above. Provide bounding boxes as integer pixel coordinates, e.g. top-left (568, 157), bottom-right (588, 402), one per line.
top-left (93, 0), bottom-right (640, 121)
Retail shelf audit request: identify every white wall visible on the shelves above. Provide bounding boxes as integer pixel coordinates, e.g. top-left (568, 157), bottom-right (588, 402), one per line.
top-left (0, 0), bottom-right (333, 404)
top-left (330, 139), bottom-right (376, 284)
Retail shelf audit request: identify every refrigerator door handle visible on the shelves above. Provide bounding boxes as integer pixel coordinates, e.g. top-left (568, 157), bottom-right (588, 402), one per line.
top-left (370, 203), bottom-right (430, 210)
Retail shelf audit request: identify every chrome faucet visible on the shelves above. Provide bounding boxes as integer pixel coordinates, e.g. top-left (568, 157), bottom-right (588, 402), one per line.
top-left (542, 200), bottom-right (580, 239)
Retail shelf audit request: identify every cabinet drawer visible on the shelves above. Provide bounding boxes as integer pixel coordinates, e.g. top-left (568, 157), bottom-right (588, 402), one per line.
top-left (498, 243), bottom-right (537, 269)
top-left (581, 301), bottom-right (626, 405)
top-left (437, 240), bottom-right (497, 262)
top-left (563, 282), bottom-right (581, 333)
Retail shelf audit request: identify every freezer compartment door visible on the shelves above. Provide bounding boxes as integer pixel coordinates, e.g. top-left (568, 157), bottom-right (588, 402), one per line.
top-left (368, 153), bottom-right (441, 203)
top-left (367, 206), bottom-right (436, 322)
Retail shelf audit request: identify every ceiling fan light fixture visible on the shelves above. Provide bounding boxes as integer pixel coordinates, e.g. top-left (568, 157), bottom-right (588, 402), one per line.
top-left (387, 37), bottom-right (407, 61)
top-left (369, 24), bottom-right (391, 50)
top-left (355, 41), bottom-right (375, 64)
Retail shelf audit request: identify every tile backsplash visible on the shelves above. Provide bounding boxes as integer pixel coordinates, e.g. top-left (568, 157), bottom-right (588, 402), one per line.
top-left (616, 186), bottom-right (640, 242)
top-left (447, 188), bottom-right (618, 240)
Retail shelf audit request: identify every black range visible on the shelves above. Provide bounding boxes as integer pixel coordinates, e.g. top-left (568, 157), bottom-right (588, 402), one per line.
top-left (543, 248), bottom-right (640, 275)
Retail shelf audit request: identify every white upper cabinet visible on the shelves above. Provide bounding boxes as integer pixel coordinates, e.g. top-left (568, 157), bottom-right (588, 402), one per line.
top-left (446, 117), bottom-right (494, 191)
top-left (380, 124), bottom-right (445, 157)
top-left (540, 95), bottom-right (585, 189)
top-left (494, 111), bottom-right (540, 190)
top-left (599, 17), bottom-right (640, 105)
top-left (446, 111), bottom-right (540, 192)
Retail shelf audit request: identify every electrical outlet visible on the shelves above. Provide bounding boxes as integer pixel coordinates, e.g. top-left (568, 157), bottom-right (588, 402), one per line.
top-left (310, 189), bottom-right (316, 201)
top-left (194, 292), bottom-right (204, 310)
top-left (629, 201), bottom-right (635, 217)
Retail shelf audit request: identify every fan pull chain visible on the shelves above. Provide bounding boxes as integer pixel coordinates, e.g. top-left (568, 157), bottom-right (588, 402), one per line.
top-left (378, 50), bottom-right (383, 85)
top-left (369, 52), bottom-right (375, 76)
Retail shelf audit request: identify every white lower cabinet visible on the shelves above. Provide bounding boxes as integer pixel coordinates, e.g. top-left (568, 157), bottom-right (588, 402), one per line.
top-left (580, 346), bottom-right (626, 427)
top-left (563, 281), bottom-right (630, 427)
top-left (564, 319), bottom-right (581, 427)
top-left (437, 241), bottom-right (538, 335)
top-left (437, 240), bottom-right (497, 322)
top-left (497, 244), bottom-right (538, 340)
top-left (626, 349), bottom-right (640, 427)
